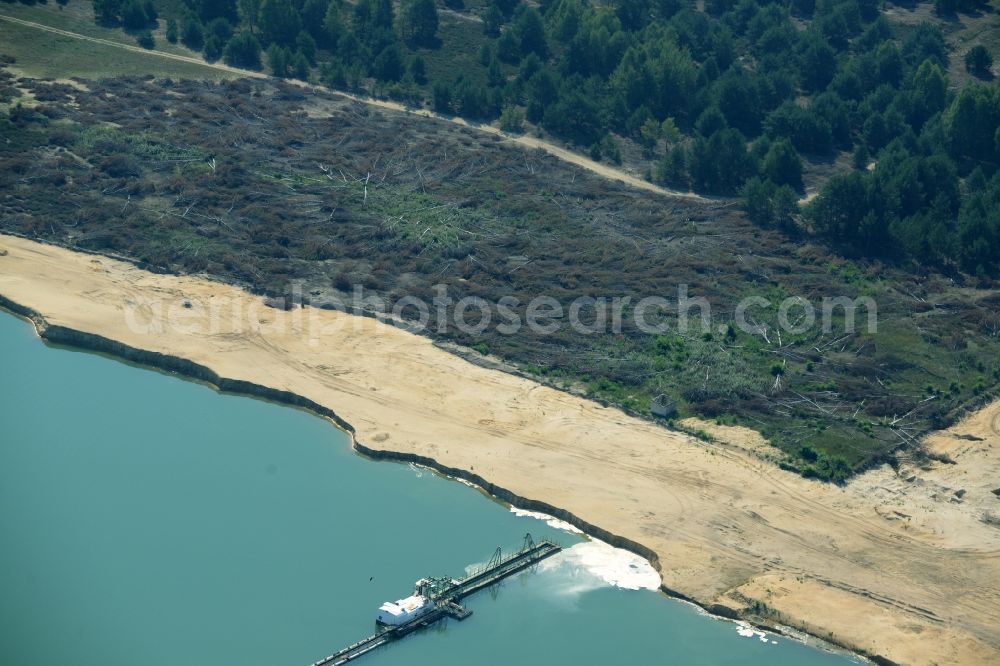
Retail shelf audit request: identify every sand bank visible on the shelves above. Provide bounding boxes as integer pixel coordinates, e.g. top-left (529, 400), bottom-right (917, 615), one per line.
top-left (2, 233), bottom-right (999, 665)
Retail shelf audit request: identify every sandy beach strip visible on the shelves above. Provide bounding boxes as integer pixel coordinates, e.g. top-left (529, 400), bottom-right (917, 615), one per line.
top-left (1, 233), bottom-right (999, 665)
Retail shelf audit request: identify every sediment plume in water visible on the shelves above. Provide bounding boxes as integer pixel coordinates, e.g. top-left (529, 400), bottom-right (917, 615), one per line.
top-left (511, 507), bottom-right (660, 591)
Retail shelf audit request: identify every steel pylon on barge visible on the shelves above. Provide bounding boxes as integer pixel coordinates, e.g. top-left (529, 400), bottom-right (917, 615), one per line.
top-left (308, 533), bottom-right (561, 666)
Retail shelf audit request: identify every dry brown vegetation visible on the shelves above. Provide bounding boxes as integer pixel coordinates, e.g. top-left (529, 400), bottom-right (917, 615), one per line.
top-left (2, 68), bottom-right (1000, 478)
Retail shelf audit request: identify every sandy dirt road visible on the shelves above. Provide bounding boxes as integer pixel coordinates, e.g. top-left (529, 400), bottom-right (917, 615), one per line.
top-left (1, 234), bottom-right (999, 665)
top-left (0, 13), bottom-right (708, 203)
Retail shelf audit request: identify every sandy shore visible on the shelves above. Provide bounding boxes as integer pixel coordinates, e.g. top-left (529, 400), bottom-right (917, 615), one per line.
top-left (2, 233), bottom-right (999, 665)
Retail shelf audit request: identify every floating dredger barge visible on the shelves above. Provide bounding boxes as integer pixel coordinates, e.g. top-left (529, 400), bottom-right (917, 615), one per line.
top-left (309, 533), bottom-right (561, 666)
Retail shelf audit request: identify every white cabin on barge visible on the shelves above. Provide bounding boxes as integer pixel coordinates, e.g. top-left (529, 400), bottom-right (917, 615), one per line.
top-left (376, 594), bottom-right (432, 626)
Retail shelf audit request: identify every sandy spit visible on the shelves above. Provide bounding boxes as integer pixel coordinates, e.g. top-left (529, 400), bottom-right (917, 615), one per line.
top-left (2, 233), bottom-right (999, 665)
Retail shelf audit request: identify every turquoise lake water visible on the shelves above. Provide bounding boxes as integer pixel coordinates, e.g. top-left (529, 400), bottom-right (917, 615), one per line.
top-left (0, 311), bottom-right (860, 665)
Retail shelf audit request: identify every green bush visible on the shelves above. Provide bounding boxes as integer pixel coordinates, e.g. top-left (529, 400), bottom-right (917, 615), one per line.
top-left (121, 0), bottom-right (150, 30)
top-left (292, 51), bottom-right (310, 80)
top-left (267, 44), bottom-right (292, 77)
top-left (203, 34), bottom-right (224, 61)
top-left (180, 15), bottom-right (204, 50)
top-left (135, 29), bottom-right (155, 49)
top-left (499, 106), bottom-right (524, 133)
top-left (965, 46), bottom-right (993, 76)
top-left (223, 31), bottom-right (262, 70)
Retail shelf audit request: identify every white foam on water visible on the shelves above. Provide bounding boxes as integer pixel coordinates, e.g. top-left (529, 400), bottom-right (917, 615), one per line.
top-left (508, 506), bottom-right (659, 593)
top-left (539, 540), bottom-right (661, 592)
top-left (463, 560), bottom-right (487, 577)
top-left (734, 620), bottom-right (773, 644)
top-left (508, 507), bottom-right (794, 651)
top-left (509, 507), bottom-right (583, 534)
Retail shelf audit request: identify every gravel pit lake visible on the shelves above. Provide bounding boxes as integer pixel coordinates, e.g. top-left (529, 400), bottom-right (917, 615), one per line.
top-left (0, 311), bottom-right (861, 665)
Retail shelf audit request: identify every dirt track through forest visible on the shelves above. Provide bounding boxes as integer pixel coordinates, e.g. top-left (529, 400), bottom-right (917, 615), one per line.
top-left (0, 13), bottom-right (711, 203)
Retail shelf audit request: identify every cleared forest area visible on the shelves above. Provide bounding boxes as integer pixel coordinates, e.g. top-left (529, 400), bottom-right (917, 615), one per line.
top-left (3, 69), bottom-right (1000, 479)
